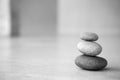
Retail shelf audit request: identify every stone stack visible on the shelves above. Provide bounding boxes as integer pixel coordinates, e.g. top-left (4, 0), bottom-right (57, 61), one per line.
top-left (75, 32), bottom-right (108, 71)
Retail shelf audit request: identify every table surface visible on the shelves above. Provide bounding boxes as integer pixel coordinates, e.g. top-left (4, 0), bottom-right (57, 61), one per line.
top-left (0, 35), bottom-right (120, 80)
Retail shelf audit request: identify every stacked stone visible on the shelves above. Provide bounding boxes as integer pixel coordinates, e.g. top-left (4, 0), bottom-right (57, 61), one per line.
top-left (75, 32), bottom-right (108, 71)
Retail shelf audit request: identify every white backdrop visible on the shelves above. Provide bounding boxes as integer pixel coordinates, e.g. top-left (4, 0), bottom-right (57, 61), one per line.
top-left (0, 0), bottom-right (11, 36)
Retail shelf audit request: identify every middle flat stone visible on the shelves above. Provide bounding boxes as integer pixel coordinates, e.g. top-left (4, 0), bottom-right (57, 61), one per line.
top-left (77, 41), bottom-right (102, 56)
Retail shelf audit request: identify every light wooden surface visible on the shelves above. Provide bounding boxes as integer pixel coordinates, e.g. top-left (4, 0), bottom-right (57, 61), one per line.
top-left (0, 35), bottom-right (120, 80)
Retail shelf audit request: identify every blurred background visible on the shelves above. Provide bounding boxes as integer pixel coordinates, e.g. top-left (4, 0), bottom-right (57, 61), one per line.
top-left (0, 0), bottom-right (120, 80)
top-left (0, 0), bottom-right (120, 37)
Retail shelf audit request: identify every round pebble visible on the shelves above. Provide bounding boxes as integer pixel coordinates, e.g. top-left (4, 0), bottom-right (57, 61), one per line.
top-left (77, 41), bottom-right (102, 56)
top-left (80, 32), bottom-right (98, 41)
top-left (75, 55), bottom-right (107, 70)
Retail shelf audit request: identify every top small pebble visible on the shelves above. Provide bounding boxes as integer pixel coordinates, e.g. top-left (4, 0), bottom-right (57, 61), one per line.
top-left (80, 32), bottom-right (99, 41)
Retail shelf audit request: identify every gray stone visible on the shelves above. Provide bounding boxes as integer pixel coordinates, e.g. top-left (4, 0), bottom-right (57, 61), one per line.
top-left (77, 41), bottom-right (102, 56)
top-left (80, 32), bottom-right (98, 41)
top-left (75, 55), bottom-right (108, 71)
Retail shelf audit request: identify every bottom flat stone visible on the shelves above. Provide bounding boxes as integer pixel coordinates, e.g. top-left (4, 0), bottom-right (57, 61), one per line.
top-left (75, 55), bottom-right (108, 71)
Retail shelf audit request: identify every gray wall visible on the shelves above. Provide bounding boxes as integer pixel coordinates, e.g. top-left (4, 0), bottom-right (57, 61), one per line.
top-left (58, 0), bottom-right (120, 36)
top-left (11, 0), bottom-right (57, 36)
top-left (11, 0), bottom-right (120, 36)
